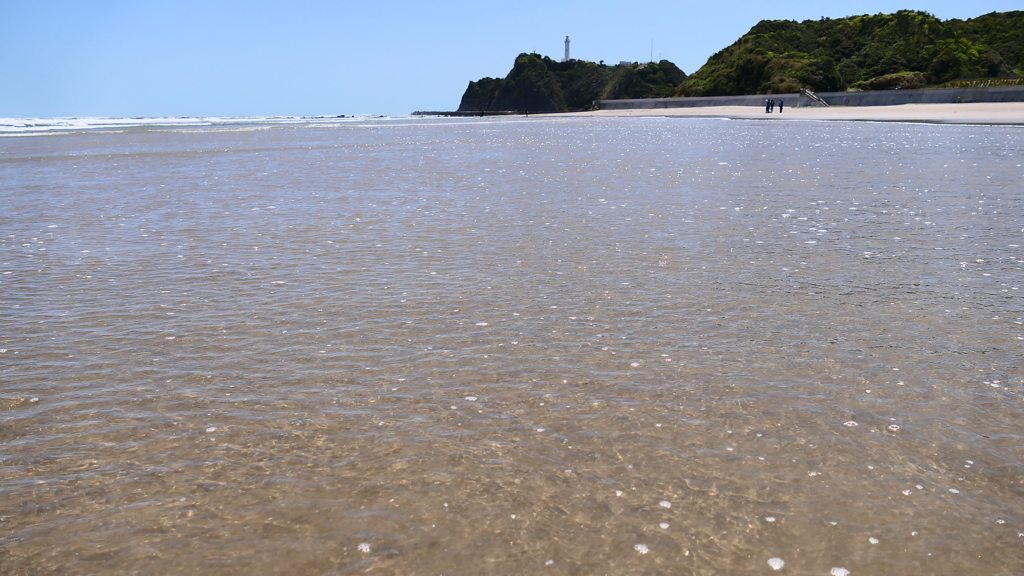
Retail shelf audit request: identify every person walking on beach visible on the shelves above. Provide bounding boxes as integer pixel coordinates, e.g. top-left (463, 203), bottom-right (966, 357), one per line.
top-left (778, 99), bottom-right (784, 113)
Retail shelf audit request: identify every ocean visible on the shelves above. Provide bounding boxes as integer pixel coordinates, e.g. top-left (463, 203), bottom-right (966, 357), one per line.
top-left (1, 115), bottom-right (1022, 574)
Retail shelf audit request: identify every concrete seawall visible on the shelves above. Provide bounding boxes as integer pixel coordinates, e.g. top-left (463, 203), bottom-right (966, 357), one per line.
top-left (599, 86), bottom-right (1024, 109)
top-left (599, 94), bottom-right (799, 109)
top-left (412, 110), bottom-right (519, 117)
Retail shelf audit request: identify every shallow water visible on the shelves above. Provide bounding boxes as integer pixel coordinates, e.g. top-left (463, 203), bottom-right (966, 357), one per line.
top-left (1, 116), bottom-right (1022, 575)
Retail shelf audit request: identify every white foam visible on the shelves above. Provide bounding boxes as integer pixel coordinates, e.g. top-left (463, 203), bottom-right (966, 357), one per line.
top-left (0, 114), bottom-right (416, 135)
top-left (0, 116), bottom-right (209, 133)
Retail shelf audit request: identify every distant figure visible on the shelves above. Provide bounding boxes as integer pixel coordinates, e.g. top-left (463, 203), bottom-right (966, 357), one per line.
top-left (778, 99), bottom-right (784, 113)
top-left (766, 99), bottom-right (771, 113)
top-left (769, 99), bottom-right (775, 113)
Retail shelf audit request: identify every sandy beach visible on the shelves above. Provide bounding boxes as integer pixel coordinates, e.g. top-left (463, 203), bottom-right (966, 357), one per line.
top-left (557, 101), bottom-right (1024, 125)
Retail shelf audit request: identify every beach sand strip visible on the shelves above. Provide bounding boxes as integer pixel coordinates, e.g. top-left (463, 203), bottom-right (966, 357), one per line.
top-left (546, 102), bottom-right (1024, 125)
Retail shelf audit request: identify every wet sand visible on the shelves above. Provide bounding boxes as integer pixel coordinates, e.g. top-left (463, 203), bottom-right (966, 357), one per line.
top-left (556, 102), bottom-right (1024, 125)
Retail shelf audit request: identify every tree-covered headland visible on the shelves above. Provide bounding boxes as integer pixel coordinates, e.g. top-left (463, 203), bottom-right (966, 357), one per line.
top-left (458, 55), bottom-right (686, 112)
top-left (458, 10), bottom-right (1023, 111)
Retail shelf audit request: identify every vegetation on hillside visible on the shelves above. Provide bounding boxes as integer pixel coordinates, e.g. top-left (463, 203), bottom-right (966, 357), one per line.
top-left (457, 10), bottom-right (1023, 109)
top-left (458, 54), bottom-right (686, 112)
top-left (676, 10), bottom-right (1023, 96)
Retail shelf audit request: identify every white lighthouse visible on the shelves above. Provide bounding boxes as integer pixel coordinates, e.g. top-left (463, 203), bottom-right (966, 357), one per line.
top-left (563, 36), bottom-right (570, 62)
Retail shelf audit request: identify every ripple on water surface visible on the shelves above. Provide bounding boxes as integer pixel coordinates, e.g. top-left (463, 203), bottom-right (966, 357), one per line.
top-left (1, 117), bottom-right (1022, 574)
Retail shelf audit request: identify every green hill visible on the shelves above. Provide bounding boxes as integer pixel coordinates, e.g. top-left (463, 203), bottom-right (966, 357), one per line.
top-left (456, 10), bottom-right (1023, 110)
top-left (676, 10), bottom-right (1024, 96)
top-left (458, 54), bottom-right (686, 112)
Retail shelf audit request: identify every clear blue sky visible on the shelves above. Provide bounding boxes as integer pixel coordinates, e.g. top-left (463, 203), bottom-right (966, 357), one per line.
top-left (1, 0), bottom-right (1019, 117)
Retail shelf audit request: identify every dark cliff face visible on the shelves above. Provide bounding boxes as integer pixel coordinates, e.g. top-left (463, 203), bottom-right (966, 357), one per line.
top-left (490, 54), bottom-right (565, 112)
top-left (458, 77), bottom-right (503, 112)
top-left (458, 54), bottom-right (566, 112)
top-left (458, 55), bottom-right (686, 112)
